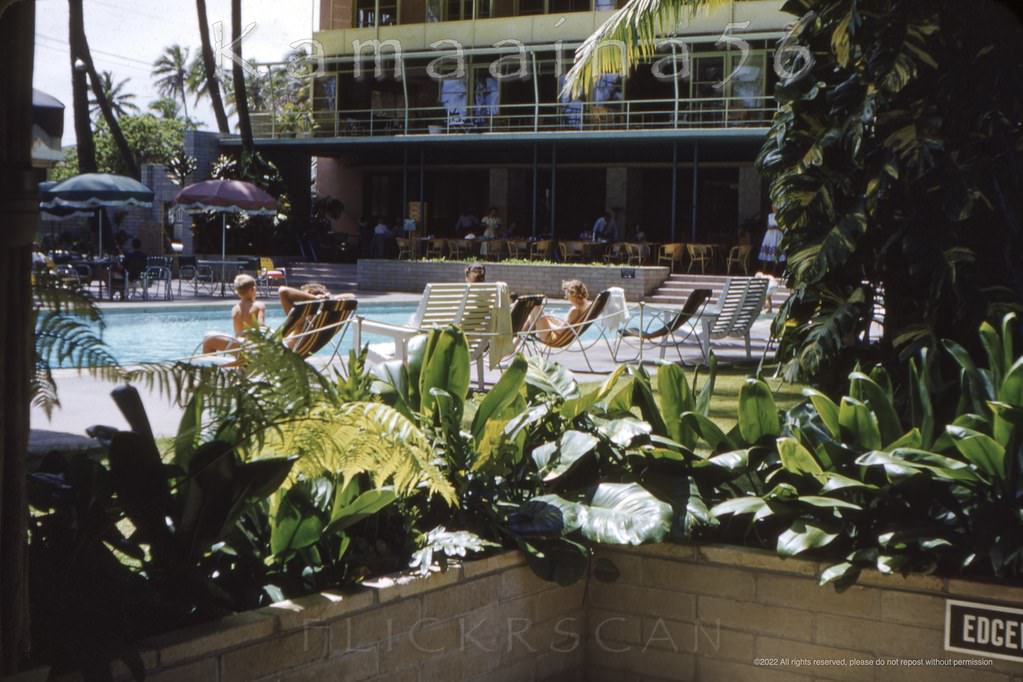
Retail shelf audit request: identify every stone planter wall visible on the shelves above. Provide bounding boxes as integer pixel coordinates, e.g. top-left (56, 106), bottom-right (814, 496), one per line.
top-left (71, 545), bottom-right (1023, 682)
top-left (356, 260), bottom-right (670, 300)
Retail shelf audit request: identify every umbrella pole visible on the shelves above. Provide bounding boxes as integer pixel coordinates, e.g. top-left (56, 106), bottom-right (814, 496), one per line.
top-left (98, 208), bottom-right (103, 258)
top-left (221, 213), bottom-right (227, 296)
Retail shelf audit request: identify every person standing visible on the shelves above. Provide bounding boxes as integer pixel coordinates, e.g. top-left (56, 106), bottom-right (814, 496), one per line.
top-left (758, 209), bottom-right (784, 274)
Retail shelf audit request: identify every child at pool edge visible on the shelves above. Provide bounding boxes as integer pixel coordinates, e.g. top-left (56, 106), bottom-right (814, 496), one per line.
top-left (534, 279), bottom-right (590, 343)
top-left (201, 274), bottom-right (267, 358)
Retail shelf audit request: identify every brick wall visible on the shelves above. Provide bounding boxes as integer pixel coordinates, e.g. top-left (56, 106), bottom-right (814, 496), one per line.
top-left (357, 259), bottom-right (669, 300)
top-left (60, 545), bottom-right (1023, 681)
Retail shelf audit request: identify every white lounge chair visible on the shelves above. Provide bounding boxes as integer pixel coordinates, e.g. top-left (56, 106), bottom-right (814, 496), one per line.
top-left (356, 283), bottom-right (512, 389)
top-left (694, 277), bottom-right (770, 362)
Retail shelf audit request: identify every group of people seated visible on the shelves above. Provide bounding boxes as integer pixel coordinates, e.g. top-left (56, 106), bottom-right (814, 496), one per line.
top-left (200, 274), bottom-right (353, 364)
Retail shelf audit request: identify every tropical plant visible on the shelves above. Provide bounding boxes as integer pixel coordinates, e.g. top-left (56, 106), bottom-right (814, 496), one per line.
top-left (755, 0), bottom-right (1023, 391)
top-left (54, 113), bottom-right (189, 181)
top-left (151, 44), bottom-right (192, 120)
top-left (88, 70), bottom-right (138, 118)
top-left (702, 313), bottom-right (1023, 588)
top-left (28, 385), bottom-right (296, 680)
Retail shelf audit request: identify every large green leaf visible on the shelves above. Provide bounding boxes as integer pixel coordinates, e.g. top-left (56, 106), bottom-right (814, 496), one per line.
top-left (509, 495), bottom-right (584, 536)
top-left (563, 364), bottom-right (627, 420)
top-left (849, 372), bottom-right (902, 447)
top-left (526, 357), bottom-right (579, 401)
top-left (997, 357), bottom-right (1023, 409)
top-left (419, 327), bottom-right (470, 419)
top-left (597, 417), bottom-right (652, 448)
top-left (945, 425), bottom-right (1005, 480)
top-left (681, 412), bottom-right (734, 451)
top-left (710, 496), bottom-right (769, 518)
top-left (776, 520), bottom-right (838, 557)
top-left (777, 436), bottom-right (823, 476)
top-left (271, 481), bottom-right (329, 557)
top-left (631, 367), bottom-right (669, 437)
top-left (472, 355), bottom-right (527, 443)
top-left (326, 486), bottom-right (397, 535)
top-left (738, 378), bottom-right (780, 443)
top-left (578, 483), bottom-right (673, 545)
top-left (532, 430), bottom-right (599, 483)
top-left (804, 388), bottom-right (840, 438)
top-left (657, 363), bottom-right (694, 447)
top-left (838, 397), bottom-right (882, 450)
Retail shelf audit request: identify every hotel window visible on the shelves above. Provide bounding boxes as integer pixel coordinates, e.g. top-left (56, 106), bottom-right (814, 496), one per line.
top-left (354, 0), bottom-right (398, 27)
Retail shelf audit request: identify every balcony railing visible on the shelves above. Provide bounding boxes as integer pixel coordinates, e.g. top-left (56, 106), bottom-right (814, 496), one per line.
top-left (247, 95), bottom-right (774, 140)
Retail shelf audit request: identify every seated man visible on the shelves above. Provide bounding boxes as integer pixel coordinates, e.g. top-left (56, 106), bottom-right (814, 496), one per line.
top-left (201, 274), bottom-right (267, 361)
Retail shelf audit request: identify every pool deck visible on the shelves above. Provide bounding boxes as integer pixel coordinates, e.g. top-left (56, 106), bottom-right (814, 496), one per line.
top-left (31, 278), bottom-right (778, 449)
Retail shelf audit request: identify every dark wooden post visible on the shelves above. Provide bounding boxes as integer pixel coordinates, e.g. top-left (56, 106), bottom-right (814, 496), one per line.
top-left (0, 0), bottom-right (36, 673)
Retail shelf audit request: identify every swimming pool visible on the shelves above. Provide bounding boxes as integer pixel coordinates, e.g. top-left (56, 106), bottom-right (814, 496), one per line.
top-left (83, 301), bottom-right (574, 365)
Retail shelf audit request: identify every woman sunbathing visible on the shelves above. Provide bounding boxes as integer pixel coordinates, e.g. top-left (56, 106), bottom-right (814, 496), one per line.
top-left (535, 279), bottom-right (590, 344)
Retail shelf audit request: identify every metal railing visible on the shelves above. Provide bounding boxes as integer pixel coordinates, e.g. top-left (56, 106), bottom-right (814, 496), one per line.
top-left (247, 95), bottom-right (774, 140)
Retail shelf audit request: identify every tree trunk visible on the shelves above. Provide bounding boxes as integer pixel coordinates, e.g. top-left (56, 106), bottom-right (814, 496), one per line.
top-left (68, 0), bottom-right (96, 172)
top-left (0, 0), bottom-right (36, 673)
top-left (231, 0), bottom-right (253, 151)
top-left (79, 30), bottom-right (139, 177)
top-left (197, 0), bottom-right (230, 133)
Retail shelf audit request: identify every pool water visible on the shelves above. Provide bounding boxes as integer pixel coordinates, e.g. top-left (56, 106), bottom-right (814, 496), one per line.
top-left (86, 302), bottom-right (575, 365)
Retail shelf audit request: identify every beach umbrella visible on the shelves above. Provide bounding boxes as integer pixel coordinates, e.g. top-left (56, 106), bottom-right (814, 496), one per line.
top-left (40, 173), bottom-right (154, 257)
top-left (172, 179), bottom-right (277, 284)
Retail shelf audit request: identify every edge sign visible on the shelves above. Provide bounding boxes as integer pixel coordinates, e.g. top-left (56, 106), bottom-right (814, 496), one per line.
top-left (945, 599), bottom-right (1023, 663)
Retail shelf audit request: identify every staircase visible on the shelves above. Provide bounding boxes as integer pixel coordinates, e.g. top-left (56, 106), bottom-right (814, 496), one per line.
top-left (648, 273), bottom-right (788, 310)
top-left (282, 262), bottom-right (358, 293)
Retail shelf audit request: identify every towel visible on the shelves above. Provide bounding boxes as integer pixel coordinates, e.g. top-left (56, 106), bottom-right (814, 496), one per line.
top-left (602, 287), bottom-right (630, 330)
top-left (488, 282), bottom-right (513, 368)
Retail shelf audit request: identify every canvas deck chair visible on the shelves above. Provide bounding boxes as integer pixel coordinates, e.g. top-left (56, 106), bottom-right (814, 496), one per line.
top-left (357, 283), bottom-right (510, 389)
top-left (520, 289), bottom-right (623, 372)
top-left (694, 277), bottom-right (769, 362)
top-left (612, 288), bottom-right (713, 364)
top-left (282, 297), bottom-right (359, 367)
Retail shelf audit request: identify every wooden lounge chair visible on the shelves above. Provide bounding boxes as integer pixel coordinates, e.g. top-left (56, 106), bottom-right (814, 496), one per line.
top-left (358, 283), bottom-right (510, 389)
top-left (520, 289), bottom-right (622, 372)
top-left (694, 277), bottom-right (769, 362)
top-left (613, 288), bottom-right (713, 364)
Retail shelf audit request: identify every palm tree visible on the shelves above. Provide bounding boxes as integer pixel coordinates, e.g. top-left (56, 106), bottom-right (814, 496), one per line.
top-left (148, 97), bottom-right (182, 120)
top-left (69, 0), bottom-right (97, 172)
top-left (70, 0), bottom-right (138, 177)
top-left (563, 0), bottom-right (727, 97)
top-left (152, 44), bottom-right (191, 120)
top-left (231, 0), bottom-right (254, 150)
top-left (89, 71), bottom-right (139, 118)
top-left (195, 0), bottom-right (230, 133)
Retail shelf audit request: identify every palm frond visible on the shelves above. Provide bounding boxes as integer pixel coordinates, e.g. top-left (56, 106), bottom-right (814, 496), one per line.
top-left (564, 0), bottom-right (730, 98)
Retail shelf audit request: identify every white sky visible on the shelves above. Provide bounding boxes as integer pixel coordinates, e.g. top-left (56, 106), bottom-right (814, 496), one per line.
top-left (33, 0), bottom-right (318, 146)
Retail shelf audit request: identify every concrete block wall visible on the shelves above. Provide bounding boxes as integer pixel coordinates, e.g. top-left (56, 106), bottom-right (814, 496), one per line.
top-left (58, 544), bottom-right (1023, 681)
top-left (101, 553), bottom-right (585, 682)
top-left (586, 544), bottom-right (1023, 682)
top-left (356, 259), bottom-right (670, 300)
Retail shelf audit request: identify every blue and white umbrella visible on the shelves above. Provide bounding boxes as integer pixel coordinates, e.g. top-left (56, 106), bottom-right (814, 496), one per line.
top-left (40, 173), bottom-right (154, 257)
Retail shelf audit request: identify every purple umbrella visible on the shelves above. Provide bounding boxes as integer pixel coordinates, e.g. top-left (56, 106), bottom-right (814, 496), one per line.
top-left (172, 179), bottom-right (278, 287)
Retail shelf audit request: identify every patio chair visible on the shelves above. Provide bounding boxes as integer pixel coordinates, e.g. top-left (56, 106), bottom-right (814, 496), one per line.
top-left (506, 240), bottom-right (529, 259)
top-left (529, 240), bottom-right (552, 260)
top-left (448, 239), bottom-right (470, 260)
top-left (142, 256), bottom-right (174, 301)
top-left (358, 282), bottom-right (511, 390)
top-left (687, 244), bottom-right (712, 273)
top-left (726, 244), bottom-right (752, 275)
top-left (258, 257), bottom-right (287, 296)
top-left (424, 239), bottom-right (446, 259)
top-left (395, 238), bottom-right (413, 260)
top-left (612, 288), bottom-right (713, 364)
top-left (693, 277), bottom-right (770, 362)
top-left (657, 243), bottom-right (685, 273)
top-left (603, 243), bottom-right (627, 264)
top-left (624, 243), bottom-right (644, 266)
top-left (519, 288), bottom-right (627, 373)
